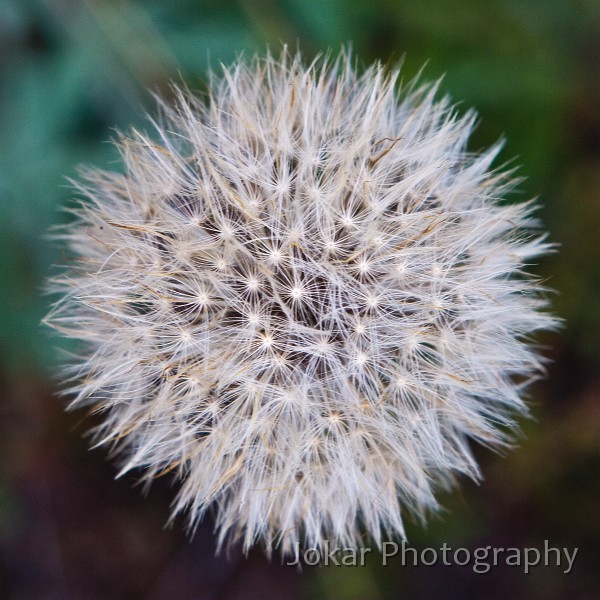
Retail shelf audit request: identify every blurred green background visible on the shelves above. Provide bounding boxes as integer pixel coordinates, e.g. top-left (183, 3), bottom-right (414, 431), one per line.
top-left (0, 0), bottom-right (598, 598)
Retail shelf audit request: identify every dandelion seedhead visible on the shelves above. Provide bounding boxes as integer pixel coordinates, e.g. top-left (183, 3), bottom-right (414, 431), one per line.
top-left (46, 49), bottom-right (556, 556)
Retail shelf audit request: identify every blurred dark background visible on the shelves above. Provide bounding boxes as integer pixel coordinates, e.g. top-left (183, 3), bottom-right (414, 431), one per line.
top-left (0, 0), bottom-right (598, 598)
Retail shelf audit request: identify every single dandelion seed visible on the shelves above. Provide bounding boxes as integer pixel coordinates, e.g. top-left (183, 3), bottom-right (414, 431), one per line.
top-left (45, 48), bottom-right (557, 558)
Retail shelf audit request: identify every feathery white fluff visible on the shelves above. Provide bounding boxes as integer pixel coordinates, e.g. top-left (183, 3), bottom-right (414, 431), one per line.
top-left (45, 49), bottom-right (556, 556)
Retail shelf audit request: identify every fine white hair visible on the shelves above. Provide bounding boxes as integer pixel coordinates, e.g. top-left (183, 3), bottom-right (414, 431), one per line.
top-left (46, 48), bottom-right (557, 557)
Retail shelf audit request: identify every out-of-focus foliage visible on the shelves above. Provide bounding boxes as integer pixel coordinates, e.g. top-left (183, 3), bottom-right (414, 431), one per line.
top-left (0, 1), bottom-right (598, 599)
top-left (2, 0), bottom-right (599, 374)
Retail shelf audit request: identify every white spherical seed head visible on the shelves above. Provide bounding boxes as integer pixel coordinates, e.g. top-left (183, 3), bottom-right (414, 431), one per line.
top-left (45, 49), bottom-right (557, 556)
